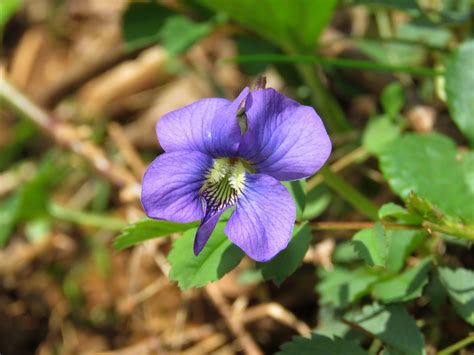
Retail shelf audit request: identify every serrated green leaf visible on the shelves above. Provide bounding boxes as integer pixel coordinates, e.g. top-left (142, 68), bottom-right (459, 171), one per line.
top-left (317, 267), bottom-right (380, 308)
top-left (258, 223), bottom-right (311, 286)
top-left (277, 333), bottom-right (368, 355)
top-left (385, 230), bottom-right (426, 273)
top-left (345, 303), bottom-right (425, 355)
top-left (198, 0), bottom-right (337, 53)
top-left (332, 241), bottom-right (361, 264)
top-left (378, 203), bottom-right (422, 225)
top-left (381, 83), bottom-right (405, 117)
top-left (380, 133), bottom-right (474, 223)
top-left (438, 267), bottom-right (474, 325)
top-left (373, 257), bottom-right (432, 303)
top-left (362, 115), bottom-right (401, 155)
top-left (353, 223), bottom-right (388, 267)
top-left (445, 40), bottom-right (474, 145)
top-left (168, 223), bottom-right (244, 290)
top-left (114, 219), bottom-right (198, 250)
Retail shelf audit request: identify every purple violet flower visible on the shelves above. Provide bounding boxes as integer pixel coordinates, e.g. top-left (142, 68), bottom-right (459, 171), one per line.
top-left (141, 87), bottom-right (331, 262)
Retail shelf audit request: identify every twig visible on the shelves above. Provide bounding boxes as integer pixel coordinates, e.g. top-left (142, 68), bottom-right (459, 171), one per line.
top-left (36, 46), bottom-right (143, 107)
top-left (108, 122), bottom-right (147, 179)
top-left (243, 303), bottom-right (311, 336)
top-left (306, 146), bottom-right (369, 191)
top-left (0, 78), bottom-right (138, 190)
top-left (205, 284), bottom-right (263, 355)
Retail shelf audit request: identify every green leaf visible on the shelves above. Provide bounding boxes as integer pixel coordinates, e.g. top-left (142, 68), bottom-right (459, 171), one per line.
top-left (357, 39), bottom-right (425, 67)
top-left (168, 223), bottom-right (244, 290)
top-left (0, 0), bottom-right (21, 30)
top-left (258, 224), bottom-right (311, 286)
top-left (0, 153), bottom-right (64, 247)
top-left (373, 257), bottom-right (432, 303)
top-left (397, 22), bottom-right (451, 48)
top-left (122, 2), bottom-right (212, 53)
top-left (284, 180), bottom-right (306, 220)
top-left (122, 1), bottom-right (174, 50)
top-left (332, 241), bottom-right (361, 264)
top-left (302, 185), bottom-right (332, 221)
top-left (445, 40), bottom-right (474, 145)
top-left (380, 133), bottom-right (474, 223)
top-left (198, 0), bottom-right (337, 53)
top-left (0, 195), bottom-right (20, 246)
top-left (385, 230), bottom-right (426, 273)
top-left (381, 83), bottom-right (405, 117)
top-left (405, 193), bottom-right (474, 241)
top-left (345, 303), bottom-right (425, 355)
top-left (352, 223), bottom-right (389, 267)
top-left (277, 333), bottom-right (368, 355)
top-left (362, 115), bottom-right (401, 155)
top-left (425, 271), bottom-right (447, 311)
top-left (235, 36), bottom-right (279, 75)
top-left (438, 267), bottom-right (474, 325)
top-left (317, 267), bottom-right (380, 308)
top-left (378, 203), bottom-right (422, 225)
top-left (160, 15), bottom-right (212, 55)
top-left (114, 219), bottom-right (198, 250)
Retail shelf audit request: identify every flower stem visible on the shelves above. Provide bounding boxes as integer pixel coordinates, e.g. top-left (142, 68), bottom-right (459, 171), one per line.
top-left (309, 221), bottom-right (421, 231)
top-left (319, 165), bottom-right (379, 220)
top-left (295, 63), bottom-right (351, 133)
top-left (306, 146), bottom-right (369, 191)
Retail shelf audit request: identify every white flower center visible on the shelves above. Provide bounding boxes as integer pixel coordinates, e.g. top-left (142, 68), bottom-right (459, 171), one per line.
top-left (201, 158), bottom-right (247, 212)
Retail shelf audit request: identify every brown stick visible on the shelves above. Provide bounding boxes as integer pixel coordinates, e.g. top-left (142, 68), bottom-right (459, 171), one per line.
top-left (36, 46), bottom-right (142, 108)
top-left (0, 78), bottom-right (138, 189)
top-left (205, 284), bottom-right (263, 355)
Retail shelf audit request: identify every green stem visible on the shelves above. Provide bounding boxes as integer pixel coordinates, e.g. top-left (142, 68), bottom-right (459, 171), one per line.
top-left (295, 63), bottom-right (351, 133)
top-left (438, 333), bottom-right (474, 355)
top-left (423, 221), bottom-right (474, 242)
top-left (320, 166), bottom-right (379, 220)
top-left (225, 54), bottom-right (442, 77)
top-left (49, 203), bottom-right (128, 231)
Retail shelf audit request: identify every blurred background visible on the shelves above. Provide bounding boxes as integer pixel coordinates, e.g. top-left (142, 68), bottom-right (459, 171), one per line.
top-left (0, 0), bottom-right (472, 354)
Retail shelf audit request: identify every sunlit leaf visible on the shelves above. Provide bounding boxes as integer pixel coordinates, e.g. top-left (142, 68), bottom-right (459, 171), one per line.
top-left (345, 303), bottom-right (425, 355)
top-left (317, 267), bottom-right (380, 308)
top-left (168, 223), bottom-right (244, 290)
top-left (438, 267), bottom-right (474, 325)
top-left (445, 40), bottom-right (474, 145)
top-left (114, 219), bottom-right (198, 250)
top-left (352, 223), bottom-right (388, 267)
top-left (380, 133), bottom-right (474, 223)
top-left (373, 257), bottom-right (432, 302)
top-left (385, 230), bottom-right (426, 273)
top-left (198, 0), bottom-right (337, 53)
top-left (381, 83), bottom-right (405, 117)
